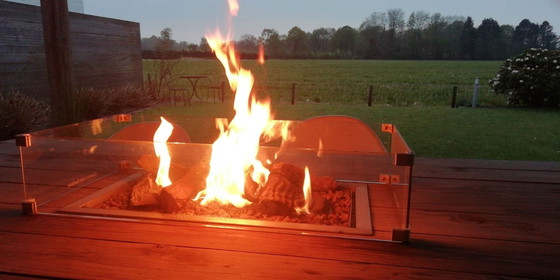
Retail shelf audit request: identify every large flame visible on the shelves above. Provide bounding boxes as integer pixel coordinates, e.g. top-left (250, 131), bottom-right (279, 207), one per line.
top-left (193, 0), bottom-right (312, 212)
top-left (194, 0), bottom-right (273, 208)
top-left (153, 117), bottom-right (173, 187)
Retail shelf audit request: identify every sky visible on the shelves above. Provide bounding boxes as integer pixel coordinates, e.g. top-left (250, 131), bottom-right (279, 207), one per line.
top-left (84, 0), bottom-right (560, 43)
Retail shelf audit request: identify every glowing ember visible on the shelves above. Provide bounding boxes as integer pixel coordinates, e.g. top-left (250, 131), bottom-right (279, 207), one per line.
top-left (153, 117), bottom-right (173, 187)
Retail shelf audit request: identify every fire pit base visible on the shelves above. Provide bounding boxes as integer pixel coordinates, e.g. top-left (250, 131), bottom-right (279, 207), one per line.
top-left (59, 172), bottom-right (374, 237)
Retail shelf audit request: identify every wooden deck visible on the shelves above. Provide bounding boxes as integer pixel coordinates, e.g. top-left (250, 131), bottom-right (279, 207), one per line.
top-left (1, 139), bottom-right (559, 279)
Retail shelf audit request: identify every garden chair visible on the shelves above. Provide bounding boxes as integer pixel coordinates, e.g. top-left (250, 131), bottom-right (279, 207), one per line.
top-left (285, 115), bottom-right (386, 153)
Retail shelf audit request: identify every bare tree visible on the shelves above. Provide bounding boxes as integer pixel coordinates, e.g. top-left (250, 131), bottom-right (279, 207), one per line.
top-left (360, 12), bottom-right (387, 30)
top-left (387, 9), bottom-right (405, 33)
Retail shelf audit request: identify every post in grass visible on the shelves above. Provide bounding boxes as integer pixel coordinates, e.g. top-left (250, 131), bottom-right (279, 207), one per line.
top-left (472, 77), bottom-right (479, 108)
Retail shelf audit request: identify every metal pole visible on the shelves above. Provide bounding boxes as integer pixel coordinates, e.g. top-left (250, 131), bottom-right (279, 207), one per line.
top-left (19, 146), bottom-right (27, 199)
top-left (291, 83), bottom-right (296, 105)
top-left (472, 77), bottom-right (479, 108)
top-left (368, 85), bottom-right (373, 107)
top-left (451, 86), bottom-right (457, 108)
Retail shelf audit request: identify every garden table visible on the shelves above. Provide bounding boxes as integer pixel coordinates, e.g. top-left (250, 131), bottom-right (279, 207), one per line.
top-left (179, 75), bottom-right (207, 104)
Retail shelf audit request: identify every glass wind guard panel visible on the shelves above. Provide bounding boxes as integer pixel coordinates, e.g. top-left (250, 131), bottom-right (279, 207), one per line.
top-left (19, 114), bottom-right (413, 242)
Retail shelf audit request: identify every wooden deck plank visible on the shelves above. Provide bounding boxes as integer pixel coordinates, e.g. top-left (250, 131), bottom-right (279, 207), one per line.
top-left (415, 157), bottom-right (560, 172)
top-left (412, 178), bottom-right (560, 217)
top-left (0, 209), bottom-right (556, 279)
top-left (1, 230), bottom-right (516, 280)
top-left (414, 167), bottom-right (559, 184)
top-left (1, 154), bottom-right (559, 279)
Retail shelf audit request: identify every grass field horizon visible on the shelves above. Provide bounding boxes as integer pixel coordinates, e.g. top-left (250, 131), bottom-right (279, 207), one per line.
top-left (144, 59), bottom-right (505, 107)
top-left (143, 103), bottom-right (560, 162)
top-left (142, 59), bottom-right (559, 162)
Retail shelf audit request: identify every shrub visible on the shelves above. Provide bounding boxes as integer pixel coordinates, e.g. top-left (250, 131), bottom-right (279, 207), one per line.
top-left (73, 87), bottom-right (110, 120)
top-left (0, 92), bottom-right (50, 140)
top-left (489, 48), bottom-right (560, 107)
top-left (71, 86), bottom-right (153, 122)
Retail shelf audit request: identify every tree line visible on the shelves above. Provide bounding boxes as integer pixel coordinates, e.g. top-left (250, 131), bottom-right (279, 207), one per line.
top-left (142, 9), bottom-right (558, 60)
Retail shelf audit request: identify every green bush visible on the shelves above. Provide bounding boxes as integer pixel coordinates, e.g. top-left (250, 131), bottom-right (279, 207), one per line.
top-left (72, 86), bottom-right (153, 122)
top-left (0, 92), bottom-right (50, 140)
top-left (489, 48), bottom-right (560, 107)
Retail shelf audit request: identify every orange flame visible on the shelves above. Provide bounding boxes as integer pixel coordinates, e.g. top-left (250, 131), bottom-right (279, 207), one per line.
top-left (258, 42), bottom-right (265, 65)
top-left (194, 0), bottom-right (311, 212)
top-left (153, 117), bottom-right (173, 187)
top-left (194, 0), bottom-right (274, 207)
top-left (295, 166), bottom-right (312, 214)
top-left (227, 0), bottom-right (239, 16)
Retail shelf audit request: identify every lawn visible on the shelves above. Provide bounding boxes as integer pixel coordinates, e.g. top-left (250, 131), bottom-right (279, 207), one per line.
top-left (141, 59), bottom-right (558, 162)
top-left (143, 59), bottom-right (505, 106)
top-left (142, 103), bottom-right (560, 162)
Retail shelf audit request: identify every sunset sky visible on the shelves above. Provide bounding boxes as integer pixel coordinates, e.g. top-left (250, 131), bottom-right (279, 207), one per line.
top-left (84, 0), bottom-right (560, 43)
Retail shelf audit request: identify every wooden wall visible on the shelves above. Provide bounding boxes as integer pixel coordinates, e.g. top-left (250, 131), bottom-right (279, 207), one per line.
top-left (0, 1), bottom-right (143, 102)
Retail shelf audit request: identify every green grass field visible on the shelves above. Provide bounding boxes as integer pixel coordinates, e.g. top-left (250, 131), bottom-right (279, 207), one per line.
top-left (144, 59), bottom-right (505, 106)
top-left (143, 103), bottom-right (560, 162)
top-left (141, 59), bottom-right (559, 162)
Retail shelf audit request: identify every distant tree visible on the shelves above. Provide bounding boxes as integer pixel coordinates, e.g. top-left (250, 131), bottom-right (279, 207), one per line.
top-left (260, 28), bottom-right (284, 58)
top-left (538, 21), bottom-right (559, 50)
top-left (402, 11), bottom-right (430, 58)
top-left (425, 13), bottom-right (447, 59)
top-left (460, 17), bottom-right (477, 59)
top-left (387, 8), bottom-right (405, 32)
top-left (141, 35), bottom-right (159, 51)
top-left (443, 20), bottom-right (464, 59)
top-left (512, 19), bottom-right (540, 54)
top-left (175, 41), bottom-right (189, 51)
top-left (186, 43), bottom-right (198, 52)
top-left (385, 8), bottom-right (405, 57)
top-left (157, 27), bottom-right (176, 53)
top-left (357, 25), bottom-right (384, 59)
top-left (236, 34), bottom-right (258, 54)
top-left (476, 18), bottom-right (503, 59)
top-left (500, 24), bottom-right (515, 58)
top-left (360, 12), bottom-right (387, 30)
top-left (330, 26), bottom-right (357, 58)
top-left (285, 26), bottom-right (309, 58)
top-left (198, 37), bottom-right (211, 52)
top-left (310, 27), bottom-right (335, 56)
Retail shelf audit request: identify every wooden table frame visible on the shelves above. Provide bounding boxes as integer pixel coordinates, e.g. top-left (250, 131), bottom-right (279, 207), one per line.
top-left (0, 138), bottom-right (559, 279)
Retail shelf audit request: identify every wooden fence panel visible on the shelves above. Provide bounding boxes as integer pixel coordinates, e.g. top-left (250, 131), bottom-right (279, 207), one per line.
top-left (0, 1), bottom-right (143, 102)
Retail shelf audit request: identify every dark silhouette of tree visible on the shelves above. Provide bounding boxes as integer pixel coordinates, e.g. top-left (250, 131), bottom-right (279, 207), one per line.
top-left (330, 26), bottom-right (357, 58)
top-left (310, 27), bottom-right (335, 56)
top-left (512, 19), bottom-right (540, 54)
top-left (499, 24), bottom-right (515, 58)
top-left (260, 28), bottom-right (284, 58)
top-left (140, 10), bottom-right (557, 60)
top-left (236, 34), bottom-right (258, 54)
top-left (197, 37), bottom-right (211, 53)
top-left (286, 26), bottom-right (309, 58)
top-left (425, 13), bottom-right (446, 59)
top-left (476, 18), bottom-right (503, 59)
top-left (385, 8), bottom-right (405, 57)
top-left (538, 21), bottom-right (559, 49)
top-left (460, 17), bottom-right (477, 59)
top-left (357, 25), bottom-right (383, 59)
top-left (157, 27), bottom-right (175, 53)
top-left (141, 35), bottom-right (159, 51)
top-left (443, 20), bottom-right (464, 59)
top-left (401, 11), bottom-right (430, 58)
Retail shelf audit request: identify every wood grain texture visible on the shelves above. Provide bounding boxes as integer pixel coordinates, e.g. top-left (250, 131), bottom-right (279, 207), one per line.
top-left (1, 133), bottom-right (559, 279)
top-left (0, 1), bottom-right (142, 100)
